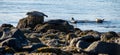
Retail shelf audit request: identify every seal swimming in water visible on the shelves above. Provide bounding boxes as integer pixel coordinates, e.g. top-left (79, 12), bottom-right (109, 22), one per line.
top-left (71, 17), bottom-right (77, 24)
top-left (96, 18), bottom-right (104, 23)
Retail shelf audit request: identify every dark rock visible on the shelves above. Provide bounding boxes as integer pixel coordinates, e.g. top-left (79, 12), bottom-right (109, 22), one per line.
top-left (1, 24), bottom-right (13, 28)
top-left (34, 19), bottom-right (74, 33)
top-left (70, 35), bottom-right (97, 48)
top-left (42, 34), bottom-right (59, 40)
top-left (66, 33), bottom-right (77, 40)
top-left (36, 47), bottom-right (72, 55)
top-left (70, 37), bottom-right (81, 47)
top-left (27, 38), bottom-right (41, 44)
top-left (17, 11), bottom-right (47, 29)
top-left (76, 40), bottom-right (91, 49)
top-left (0, 32), bottom-right (3, 38)
top-left (10, 29), bottom-right (28, 45)
top-left (101, 31), bottom-right (119, 42)
top-left (47, 39), bottom-right (60, 47)
top-left (31, 43), bottom-right (47, 51)
top-left (85, 41), bottom-right (120, 55)
top-left (0, 29), bottom-right (28, 46)
top-left (0, 38), bottom-right (22, 51)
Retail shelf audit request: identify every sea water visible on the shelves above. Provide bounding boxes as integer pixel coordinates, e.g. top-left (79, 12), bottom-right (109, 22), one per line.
top-left (0, 0), bottom-right (120, 32)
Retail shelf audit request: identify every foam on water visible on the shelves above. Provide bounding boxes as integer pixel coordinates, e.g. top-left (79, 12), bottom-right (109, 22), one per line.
top-left (0, 0), bottom-right (120, 32)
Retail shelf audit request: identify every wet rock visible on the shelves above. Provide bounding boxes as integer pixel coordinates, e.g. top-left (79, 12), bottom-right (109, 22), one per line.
top-left (85, 41), bottom-right (120, 55)
top-left (76, 35), bottom-right (96, 49)
top-left (36, 47), bottom-right (72, 55)
top-left (10, 29), bottom-right (28, 45)
top-left (101, 31), bottom-right (119, 42)
top-left (1, 24), bottom-right (13, 28)
top-left (42, 34), bottom-right (59, 40)
top-left (29, 33), bottom-right (42, 38)
top-left (47, 39), bottom-right (60, 47)
top-left (19, 28), bottom-right (32, 33)
top-left (27, 38), bottom-right (41, 44)
top-left (70, 37), bottom-right (81, 47)
top-left (34, 19), bottom-right (74, 33)
top-left (0, 28), bottom-right (11, 40)
top-left (31, 43), bottom-right (47, 51)
top-left (0, 29), bottom-right (28, 46)
top-left (0, 32), bottom-right (3, 38)
top-left (0, 38), bottom-right (22, 52)
top-left (66, 33), bottom-right (77, 41)
top-left (76, 40), bottom-right (91, 49)
top-left (17, 11), bottom-right (47, 29)
top-left (70, 35), bottom-right (97, 48)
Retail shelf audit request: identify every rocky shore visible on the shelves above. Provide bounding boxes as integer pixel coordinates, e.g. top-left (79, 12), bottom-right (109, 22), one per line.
top-left (0, 11), bottom-right (120, 55)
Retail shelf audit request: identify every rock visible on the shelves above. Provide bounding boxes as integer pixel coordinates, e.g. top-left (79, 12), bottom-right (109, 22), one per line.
top-left (0, 38), bottom-right (22, 51)
top-left (70, 37), bottom-right (81, 47)
top-left (101, 31), bottom-right (119, 42)
top-left (85, 41), bottom-right (120, 55)
top-left (47, 39), bottom-right (60, 47)
top-left (27, 38), bottom-right (41, 44)
top-left (10, 29), bottom-right (28, 45)
top-left (19, 28), bottom-right (32, 33)
top-left (42, 34), bottom-right (59, 40)
top-left (0, 28), bottom-right (11, 40)
top-left (0, 29), bottom-right (28, 46)
top-left (76, 40), bottom-right (91, 49)
top-left (17, 11), bottom-right (47, 29)
top-left (0, 32), bottom-right (3, 39)
top-left (70, 35), bottom-right (97, 48)
top-left (66, 33), bottom-right (77, 40)
top-left (30, 43), bottom-right (47, 51)
top-left (17, 18), bottom-right (28, 29)
top-left (34, 19), bottom-right (74, 33)
top-left (1, 24), bottom-right (13, 28)
top-left (36, 47), bottom-right (72, 55)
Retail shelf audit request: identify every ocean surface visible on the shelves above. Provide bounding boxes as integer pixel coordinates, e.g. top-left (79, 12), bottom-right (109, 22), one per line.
top-left (0, 0), bottom-right (120, 32)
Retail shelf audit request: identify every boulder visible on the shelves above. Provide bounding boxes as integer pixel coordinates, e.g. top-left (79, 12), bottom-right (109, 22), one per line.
top-left (0, 29), bottom-right (28, 46)
top-left (27, 38), bottom-right (41, 44)
top-left (1, 24), bottom-right (13, 28)
top-left (30, 43), bottom-right (47, 51)
top-left (0, 38), bottom-right (22, 52)
top-left (47, 39), bottom-right (60, 47)
top-left (36, 47), bottom-right (72, 55)
top-left (17, 11), bottom-right (47, 29)
top-left (70, 37), bottom-right (81, 47)
top-left (66, 33), bottom-right (77, 40)
top-left (70, 35), bottom-right (97, 48)
top-left (34, 19), bottom-right (74, 33)
top-left (101, 31), bottom-right (119, 42)
top-left (85, 41), bottom-right (120, 55)
top-left (76, 40), bottom-right (91, 49)
top-left (10, 29), bottom-right (28, 45)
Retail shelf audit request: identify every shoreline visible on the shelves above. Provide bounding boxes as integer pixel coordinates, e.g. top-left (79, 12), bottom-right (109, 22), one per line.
top-left (0, 11), bottom-right (120, 55)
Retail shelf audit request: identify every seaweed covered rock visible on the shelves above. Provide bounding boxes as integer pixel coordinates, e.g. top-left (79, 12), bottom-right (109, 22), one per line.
top-left (35, 47), bottom-right (72, 55)
top-left (17, 11), bottom-right (47, 29)
top-left (101, 31), bottom-right (119, 42)
top-left (0, 38), bottom-right (22, 52)
top-left (34, 19), bottom-right (74, 33)
top-left (1, 24), bottom-right (13, 28)
top-left (42, 34), bottom-right (59, 40)
top-left (0, 29), bottom-right (28, 46)
top-left (70, 35), bottom-right (97, 49)
top-left (85, 41), bottom-right (120, 55)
